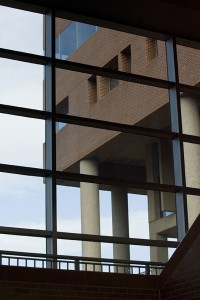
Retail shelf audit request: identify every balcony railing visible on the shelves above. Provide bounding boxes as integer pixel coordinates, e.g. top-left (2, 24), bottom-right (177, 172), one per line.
top-left (0, 250), bottom-right (165, 275)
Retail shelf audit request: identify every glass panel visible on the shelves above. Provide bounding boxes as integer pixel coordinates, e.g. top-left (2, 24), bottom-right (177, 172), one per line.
top-left (56, 178), bottom-right (177, 236)
top-left (56, 69), bottom-right (170, 128)
top-left (57, 185), bottom-right (81, 233)
top-left (100, 190), bottom-right (112, 236)
top-left (180, 92), bottom-right (200, 138)
top-left (101, 243), bottom-right (113, 259)
top-left (109, 78), bottom-right (118, 91)
top-left (177, 44), bottom-right (200, 85)
top-left (0, 58), bottom-right (43, 110)
top-left (59, 21), bottom-right (77, 59)
top-left (130, 245), bottom-right (150, 262)
top-left (77, 22), bottom-right (97, 48)
top-left (184, 142), bottom-right (200, 189)
top-left (55, 19), bottom-right (97, 59)
top-left (180, 92), bottom-right (200, 189)
top-left (128, 194), bottom-right (149, 239)
top-left (187, 195), bottom-right (200, 227)
top-left (56, 96), bottom-right (69, 133)
top-left (0, 173), bottom-right (45, 229)
top-left (57, 239), bottom-right (81, 256)
top-left (0, 235), bottom-right (45, 253)
top-left (57, 187), bottom-right (113, 235)
top-left (56, 125), bottom-right (174, 186)
top-left (0, 114), bottom-right (44, 168)
top-left (168, 237), bottom-right (177, 259)
top-left (0, 6), bottom-right (43, 55)
top-left (57, 176), bottom-right (176, 263)
top-left (55, 35), bottom-right (60, 58)
top-left (56, 18), bottom-right (167, 80)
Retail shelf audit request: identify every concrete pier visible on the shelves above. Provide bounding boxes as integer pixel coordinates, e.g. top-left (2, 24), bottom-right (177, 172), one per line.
top-left (181, 95), bottom-right (200, 227)
top-left (111, 186), bottom-right (130, 272)
top-left (80, 159), bottom-right (101, 269)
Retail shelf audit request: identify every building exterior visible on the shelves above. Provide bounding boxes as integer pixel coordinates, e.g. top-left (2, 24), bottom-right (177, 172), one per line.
top-left (0, 2), bottom-right (200, 300)
top-left (55, 18), bottom-right (200, 264)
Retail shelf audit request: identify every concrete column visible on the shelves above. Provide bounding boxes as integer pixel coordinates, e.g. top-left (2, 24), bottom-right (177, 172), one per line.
top-left (181, 95), bottom-right (200, 227)
top-left (111, 186), bottom-right (130, 273)
top-left (80, 159), bottom-right (101, 270)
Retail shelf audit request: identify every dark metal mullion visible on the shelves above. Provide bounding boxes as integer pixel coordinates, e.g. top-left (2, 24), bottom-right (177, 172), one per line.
top-left (56, 113), bottom-right (178, 140)
top-left (45, 9), bottom-right (57, 265)
top-left (181, 133), bottom-right (200, 145)
top-left (180, 83), bottom-right (200, 97)
top-left (0, 163), bottom-right (49, 177)
top-left (0, 226), bottom-right (178, 248)
top-left (166, 37), bottom-right (188, 241)
top-left (0, 103), bottom-right (200, 144)
top-left (0, 47), bottom-right (174, 90)
top-left (56, 171), bottom-right (180, 193)
top-left (0, 47), bottom-right (50, 65)
top-left (56, 59), bottom-right (174, 89)
top-left (185, 187), bottom-right (200, 197)
top-left (0, 162), bottom-right (180, 194)
top-left (0, 103), bottom-right (50, 120)
top-left (0, 226), bottom-right (51, 237)
top-left (57, 232), bottom-right (179, 248)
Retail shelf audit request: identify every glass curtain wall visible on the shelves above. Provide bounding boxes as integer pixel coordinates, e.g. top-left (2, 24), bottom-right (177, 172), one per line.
top-left (0, 1), bottom-right (199, 274)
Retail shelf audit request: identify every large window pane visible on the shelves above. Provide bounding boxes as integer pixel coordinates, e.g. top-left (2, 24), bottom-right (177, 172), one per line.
top-left (56, 125), bottom-right (175, 189)
top-left (0, 59), bottom-right (43, 110)
top-left (0, 235), bottom-right (45, 253)
top-left (177, 44), bottom-right (200, 85)
top-left (0, 6), bottom-right (43, 55)
top-left (56, 18), bottom-right (167, 80)
top-left (57, 239), bottom-right (81, 256)
top-left (187, 195), bottom-right (200, 228)
top-left (0, 173), bottom-right (45, 229)
top-left (57, 185), bottom-right (81, 233)
top-left (0, 114), bottom-right (44, 168)
top-left (184, 142), bottom-right (200, 189)
top-left (60, 21), bottom-right (77, 59)
top-left (56, 69), bottom-right (170, 127)
top-left (77, 22), bottom-right (97, 47)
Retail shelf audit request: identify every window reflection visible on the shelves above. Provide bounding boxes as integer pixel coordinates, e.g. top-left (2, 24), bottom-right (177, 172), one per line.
top-left (56, 21), bottom-right (98, 59)
top-left (77, 22), bottom-right (97, 47)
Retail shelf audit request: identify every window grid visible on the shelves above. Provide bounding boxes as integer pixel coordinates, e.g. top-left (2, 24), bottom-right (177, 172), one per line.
top-left (0, 2), bottom-right (200, 270)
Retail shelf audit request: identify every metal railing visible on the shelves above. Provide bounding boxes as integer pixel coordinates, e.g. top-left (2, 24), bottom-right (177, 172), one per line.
top-left (0, 250), bottom-right (165, 275)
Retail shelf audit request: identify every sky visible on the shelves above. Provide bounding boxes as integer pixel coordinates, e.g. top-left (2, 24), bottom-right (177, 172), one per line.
top-left (0, 5), bottom-right (153, 262)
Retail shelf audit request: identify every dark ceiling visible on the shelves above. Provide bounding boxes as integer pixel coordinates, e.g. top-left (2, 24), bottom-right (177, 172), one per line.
top-left (1, 0), bottom-right (200, 45)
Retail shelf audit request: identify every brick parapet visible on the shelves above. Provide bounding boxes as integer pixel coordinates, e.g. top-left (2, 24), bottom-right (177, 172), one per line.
top-left (0, 266), bottom-right (160, 300)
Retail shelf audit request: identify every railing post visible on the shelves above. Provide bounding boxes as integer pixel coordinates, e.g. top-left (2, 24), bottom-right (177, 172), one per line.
top-left (145, 264), bottom-right (150, 275)
top-left (75, 258), bottom-right (79, 271)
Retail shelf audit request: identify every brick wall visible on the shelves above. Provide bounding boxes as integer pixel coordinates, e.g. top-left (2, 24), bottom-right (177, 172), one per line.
top-left (159, 215), bottom-right (200, 299)
top-left (55, 22), bottom-right (169, 171)
top-left (161, 274), bottom-right (200, 300)
top-left (0, 266), bottom-right (160, 300)
top-left (2, 265), bottom-right (200, 300)
top-left (55, 20), bottom-right (200, 172)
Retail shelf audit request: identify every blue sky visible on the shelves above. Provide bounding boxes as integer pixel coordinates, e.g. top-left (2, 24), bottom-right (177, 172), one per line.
top-left (0, 5), bottom-right (151, 261)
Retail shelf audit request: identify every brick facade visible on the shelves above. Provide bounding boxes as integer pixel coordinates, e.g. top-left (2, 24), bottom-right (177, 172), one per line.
top-left (55, 20), bottom-right (200, 173)
top-left (161, 275), bottom-right (200, 300)
top-left (0, 266), bottom-right (160, 300)
top-left (1, 265), bottom-right (200, 299)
